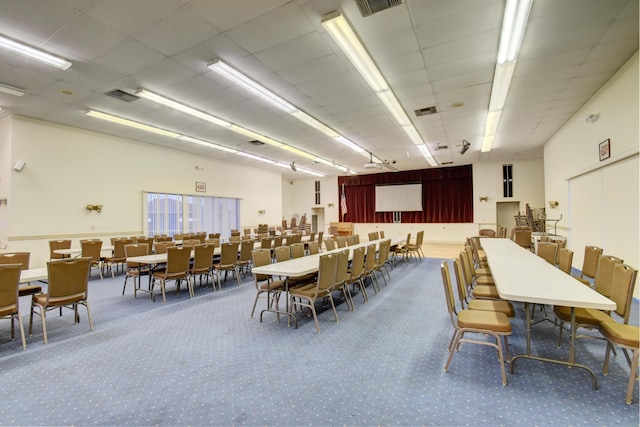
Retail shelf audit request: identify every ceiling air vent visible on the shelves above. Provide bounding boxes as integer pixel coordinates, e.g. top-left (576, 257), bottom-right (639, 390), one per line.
top-left (414, 105), bottom-right (438, 117)
top-left (248, 140), bottom-right (265, 146)
top-left (355, 0), bottom-right (404, 17)
top-left (442, 161), bottom-right (454, 165)
top-left (105, 89), bottom-right (139, 102)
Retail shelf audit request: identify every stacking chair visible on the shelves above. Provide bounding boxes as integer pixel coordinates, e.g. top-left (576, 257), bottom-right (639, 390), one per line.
top-left (250, 249), bottom-right (285, 319)
top-left (452, 258), bottom-right (514, 317)
top-left (537, 242), bottom-right (559, 265)
top-left (557, 248), bottom-right (574, 274)
top-left (290, 243), bottom-right (306, 259)
top-left (49, 239), bottom-right (72, 260)
top-left (260, 237), bottom-right (273, 250)
top-left (103, 238), bottom-right (133, 278)
top-left (0, 252), bottom-right (41, 297)
top-left (368, 231), bottom-right (379, 241)
top-left (288, 252), bottom-right (339, 334)
top-left (479, 229), bottom-right (496, 237)
top-left (459, 250), bottom-right (499, 300)
top-left (372, 239), bottom-right (390, 287)
top-left (122, 243), bottom-right (151, 297)
top-left (236, 240), bottom-right (254, 277)
top-left (181, 239), bottom-right (201, 248)
top-left (150, 246), bottom-right (193, 303)
top-left (307, 241), bottom-right (320, 255)
top-left (29, 257), bottom-right (93, 344)
top-left (330, 249), bottom-right (353, 311)
top-left (408, 230), bottom-right (425, 259)
top-left (0, 264), bottom-right (26, 349)
top-left (555, 256), bottom-right (628, 346)
top-left (190, 244), bottom-right (215, 289)
top-left (347, 246), bottom-right (368, 303)
top-left (324, 238), bottom-right (336, 251)
top-left (213, 242), bottom-right (240, 289)
top-left (513, 229), bottom-right (532, 250)
top-left (599, 321), bottom-right (640, 404)
top-left (379, 230), bottom-right (385, 238)
top-left (364, 243), bottom-right (380, 294)
top-left (441, 261), bottom-right (512, 385)
top-left (209, 233), bottom-right (221, 239)
top-left (154, 241), bottom-right (176, 254)
top-left (345, 235), bottom-right (356, 246)
top-left (394, 233), bottom-right (411, 262)
top-left (317, 232), bottom-right (324, 250)
top-left (80, 239), bottom-right (103, 279)
top-left (336, 237), bottom-right (347, 248)
top-left (577, 246), bottom-right (603, 285)
top-left (274, 246), bottom-right (314, 287)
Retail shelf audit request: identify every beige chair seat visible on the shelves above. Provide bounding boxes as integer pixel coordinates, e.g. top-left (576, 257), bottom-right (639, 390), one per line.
top-left (457, 310), bottom-right (512, 333)
top-left (19, 284), bottom-right (42, 297)
top-left (600, 321), bottom-right (639, 348)
top-left (475, 275), bottom-right (495, 285)
top-left (467, 299), bottom-right (515, 317)
top-left (472, 284), bottom-right (500, 299)
top-left (554, 305), bottom-right (613, 325)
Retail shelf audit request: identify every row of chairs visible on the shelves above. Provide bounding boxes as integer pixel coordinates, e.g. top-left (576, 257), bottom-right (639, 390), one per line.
top-left (251, 239), bottom-right (394, 333)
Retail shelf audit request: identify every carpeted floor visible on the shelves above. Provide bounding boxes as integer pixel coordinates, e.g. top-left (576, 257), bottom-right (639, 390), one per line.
top-left (0, 256), bottom-right (638, 426)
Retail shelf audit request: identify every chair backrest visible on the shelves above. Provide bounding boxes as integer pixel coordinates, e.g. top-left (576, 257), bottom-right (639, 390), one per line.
top-left (376, 240), bottom-right (389, 267)
top-left (379, 230), bottom-right (385, 238)
top-left (440, 261), bottom-right (457, 326)
top-left (307, 241), bottom-right (320, 255)
top-left (182, 239), bottom-right (201, 248)
top-left (350, 246), bottom-right (366, 278)
top-left (368, 231), bottom-right (379, 241)
top-left (537, 242), bottom-right (559, 264)
top-left (220, 242), bottom-right (239, 266)
top-left (416, 230), bottom-right (424, 245)
top-left (324, 238), bottom-right (336, 251)
top-left (193, 244), bottom-right (215, 270)
top-left (514, 229), bottom-right (532, 248)
top-left (452, 258), bottom-right (468, 312)
top-left (154, 236), bottom-right (172, 242)
top-left (209, 233), bottom-right (221, 239)
top-left (336, 237), bottom-right (346, 248)
top-left (274, 246), bottom-right (291, 263)
top-left (273, 236), bottom-right (283, 247)
top-left (0, 252), bottom-right (30, 269)
top-left (353, 234), bottom-right (360, 244)
top-left (0, 264), bottom-right (22, 312)
top-left (165, 247), bottom-right (191, 274)
top-left (608, 264), bottom-right (638, 321)
top-left (230, 229), bottom-right (240, 237)
top-left (239, 240), bottom-right (254, 262)
top-left (479, 228), bottom-right (496, 237)
top-left (308, 232), bottom-right (316, 242)
top-left (557, 248), bottom-right (573, 274)
top-left (80, 240), bottom-right (102, 261)
top-left (47, 257), bottom-right (91, 301)
top-left (261, 238), bottom-right (273, 249)
top-left (252, 249), bottom-right (272, 284)
top-left (125, 243), bottom-right (149, 268)
top-left (290, 243), bottom-right (305, 259)
top-left (174, 233), bottom-right (184, 241)
top-left (205, 238), bottom-right (220, 249)
top-left (49, 239), bottom-right (71, 259)
top-left (335, 249), bottom-right (350, 286)
top-left (581, 246), bottom-right (603, 279)
top-left (136, 237), bottom-right (153, 251)
top-left (112, 239), bottom-right (133, 258)
top-left (317, 253), bottom-right (338, 293)
top-left (317, 231), bottom-right (324, 244)
top-left (346, 235), bottom-right (355, 246)
top-left (154, 241), bottom-right (176, 254)
top-left (594, 255), bottom-right (624, 297)
top-left (404, 233), bottom-right (411, 246)
top-left (365, 243), bottom-right (376, 272)
top-left (458, 250), bottom-right (474, 290)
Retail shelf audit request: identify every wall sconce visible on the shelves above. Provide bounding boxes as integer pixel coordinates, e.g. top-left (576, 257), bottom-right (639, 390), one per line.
top-left (0, 198), bottom-right (7, 206)
top-left (328, 203), bottom-right (334, 208)
top-left (86, 204), bottom-right (103, 213)
top-left (548, 201), bottom-right (559, 208)
top-left (479, 196), bottom-right (489, 202)
top-left (257, 209), bottom-right (266, 215)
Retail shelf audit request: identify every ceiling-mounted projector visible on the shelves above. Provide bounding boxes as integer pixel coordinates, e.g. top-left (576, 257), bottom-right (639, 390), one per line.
top-left (459, 140), bottom-right (470, 155)
top-left (363, 152), bottom-right (382, 169)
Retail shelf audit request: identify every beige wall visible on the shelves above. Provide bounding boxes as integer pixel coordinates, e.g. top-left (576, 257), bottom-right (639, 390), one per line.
top-left (3, 116), bottom-right (283, 267)
top-left (544, 51), bottom-right (639, 297)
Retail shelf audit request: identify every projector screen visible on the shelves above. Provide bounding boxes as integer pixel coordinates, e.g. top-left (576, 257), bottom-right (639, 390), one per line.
top-left (375, 183), bottom-right (423, 212)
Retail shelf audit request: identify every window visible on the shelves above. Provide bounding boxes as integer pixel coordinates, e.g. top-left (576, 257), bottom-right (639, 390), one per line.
top-left (503, 164), bottom-right (513, 198)
top-left (314, 180), bottom-right (321, 205)
top-left (145, 192), bottom-right (239, 237)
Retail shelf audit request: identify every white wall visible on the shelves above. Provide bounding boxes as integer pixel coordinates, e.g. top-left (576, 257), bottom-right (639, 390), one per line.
top-left (0, 117), bottom-right (11, 250)
top-left (5, 116), bottom-right (283, 267)
top-left (282, 175), bottom-right (339, 231)
top-left (544, 52), bottom-right (639, 296)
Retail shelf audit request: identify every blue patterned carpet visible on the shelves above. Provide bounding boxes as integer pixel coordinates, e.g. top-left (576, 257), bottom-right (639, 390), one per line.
top-left (0, 258), bottom-right (637, 426)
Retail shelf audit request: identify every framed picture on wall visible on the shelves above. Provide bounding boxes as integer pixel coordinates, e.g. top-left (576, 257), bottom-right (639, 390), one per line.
top-left (599, 139), bottom-right (610, 161)
top-left (195, 182), bottom-right (206, 192)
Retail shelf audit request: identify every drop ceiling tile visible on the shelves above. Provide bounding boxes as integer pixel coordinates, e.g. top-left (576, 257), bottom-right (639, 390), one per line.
top-left (278, 54), bottom-right (349, 85)
top-left (255, 32), bottom-right (332, 71)
top-left (85, 0), bottom-right (184, 36)
top-left (0, 0), bottom-right (78, 43)
top-left (94, 39), bottom-right (166, 75)
top-left (188, 0), bottom-right (289, 32)
top-left (132, 58), bottom-right (198, 89)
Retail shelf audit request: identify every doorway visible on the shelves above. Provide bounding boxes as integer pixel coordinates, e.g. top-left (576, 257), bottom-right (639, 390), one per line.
top-left (311, 207), bottom-right (325, 234)
top-left (496, 201), bottom-right (520, 235)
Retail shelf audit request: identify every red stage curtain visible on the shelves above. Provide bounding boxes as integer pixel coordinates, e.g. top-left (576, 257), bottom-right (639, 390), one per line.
top-left (337, 165), bottom-right (473, 223)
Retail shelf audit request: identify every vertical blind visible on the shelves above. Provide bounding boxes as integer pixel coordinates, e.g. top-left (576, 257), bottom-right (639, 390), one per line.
top-left (144, 192), bottom-right (239, 237)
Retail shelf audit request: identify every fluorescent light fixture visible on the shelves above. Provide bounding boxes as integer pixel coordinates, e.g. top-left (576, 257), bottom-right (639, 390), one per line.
top-left (0, 34), bottom-right (71, 70)
top-left (377, 90), bottom-right (411, 126)
top-left (488, 63), bottom-right (515, 111)
top-left (280, 144), bottom-right (316, 159)
top-left (417, 144), bottom-right (438, 166)
top-left (178, 136), bottom-right (237, 153)
top-left (497, 0), bottom-right (533, 64)
top-left (321, 12), bottom-right (388, 92)
top-left (483, 0), bottom-right (531, 153)
top-left (236, 152), bottom-right (275, 164)
top-left (290, 111), bottom-right (339, 138)
top-left (297, 167), bottom-right (325, 177)
top-left (0, 82), bottom-right (25, 97)
top-left (136, 89), bottom-right (231, 128)
top-left (335, 136), bottom-right (365, 153)
top-left (86, 110), bottom-right (180, 138)
top-left (208, 59), bottom-right (297, 113)
top-left (402, 126), bottom-right (424, 145)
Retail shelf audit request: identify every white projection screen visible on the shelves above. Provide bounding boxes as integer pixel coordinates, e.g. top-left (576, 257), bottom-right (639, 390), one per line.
top-left (375, 183), bottom-right (423, 212)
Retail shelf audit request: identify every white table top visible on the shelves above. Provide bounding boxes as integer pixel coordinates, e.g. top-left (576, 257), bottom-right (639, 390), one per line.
top-left (20, 267), bottom-right (48, 284)
top-left (54, 246), bottom-right (114, 255)
top-left (480, 238), bottom-right (615, 310)
top-left (252, 238), bottom-right (394, 278)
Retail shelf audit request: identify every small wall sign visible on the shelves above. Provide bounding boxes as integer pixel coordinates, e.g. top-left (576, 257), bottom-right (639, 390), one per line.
top-left (599, 139), bottom-right (610, 161)
top-left (195, 182), bottom-right (206, 192)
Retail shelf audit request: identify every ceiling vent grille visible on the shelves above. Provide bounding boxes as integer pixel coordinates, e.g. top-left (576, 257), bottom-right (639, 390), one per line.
top-left (355, 0), bottom-right (404, 17)
top-left (414, 105), bottom-right (438, 117)
top-left (105, 89), bottom-right (139, 102)
top-left (248, 140), bottom-right (265, 146)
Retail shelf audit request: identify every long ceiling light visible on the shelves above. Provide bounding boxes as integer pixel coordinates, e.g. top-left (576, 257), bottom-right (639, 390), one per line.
top-left (0, 34), bottom-right (72, 70)
top-left (86, 109), bottom-right (325, 176)
top-left (322, 11), bottom-right (437, 167)
top-left (482, 0), bottom-right (532, 153)
top-left (0, 82), bottom-right (25, 97)
top-left (208, 58), bottom-right (374, 165)
top-left (137, 87), bottom-right (340, 172)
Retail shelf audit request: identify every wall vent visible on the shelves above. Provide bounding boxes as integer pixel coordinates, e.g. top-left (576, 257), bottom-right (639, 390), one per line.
top-left (355, 0), bottom-right (404, 17)
top-left (414, 105), bottom-right (438, 117)
top-left (442, 161), bottom-right (454, 165)
top-left (248, 140), bottom-right (265, 146)
top-left (104, 89), bottom-right (139, 102)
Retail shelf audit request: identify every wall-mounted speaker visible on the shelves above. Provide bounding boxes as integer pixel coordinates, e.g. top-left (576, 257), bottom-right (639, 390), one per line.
top-left (13, 161), bottom-right (25, 172)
